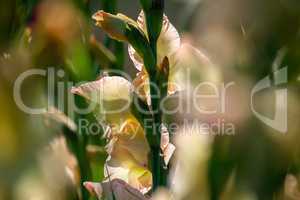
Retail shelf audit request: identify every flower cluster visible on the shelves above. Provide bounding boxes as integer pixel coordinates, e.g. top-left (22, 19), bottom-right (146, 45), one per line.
top-left (72, 6), bottom-right (213, 199)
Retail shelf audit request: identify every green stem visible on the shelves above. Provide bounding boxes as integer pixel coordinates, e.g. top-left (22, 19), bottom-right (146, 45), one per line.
top-left (151, 146), bottom-right (161, 189)
top-left (140, 0), bottom-right (165, 192)
top-left (148, 88), bottom-right (168, 190)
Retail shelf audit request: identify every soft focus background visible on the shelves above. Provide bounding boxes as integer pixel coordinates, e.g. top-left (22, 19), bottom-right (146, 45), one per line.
top-left (0, 0), bottom-right (300, 199)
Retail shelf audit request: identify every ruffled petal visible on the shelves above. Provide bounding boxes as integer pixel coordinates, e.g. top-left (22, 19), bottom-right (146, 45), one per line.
top-left (71, 76), bottom-right (132, 102)
top-left (103, 118), bottom-right (151, 194)
top-left (106, 118), bottom-right (150, 167)
top-left (71, 76), bottom-right (133, 124)
top-left (105, 152), bottom-right (152, 194)
top-left (117, 118), bottom-right (150, 165)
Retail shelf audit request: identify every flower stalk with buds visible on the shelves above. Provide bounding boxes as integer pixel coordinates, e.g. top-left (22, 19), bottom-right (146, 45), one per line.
top-left (75, 0), bottom-right (214, 198)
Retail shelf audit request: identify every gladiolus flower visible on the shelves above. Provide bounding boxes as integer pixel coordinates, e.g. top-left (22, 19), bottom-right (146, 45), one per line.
top-left (72, 76), bottom-right (152, 194)
top-left (128, 12), bottom-right (217, 103)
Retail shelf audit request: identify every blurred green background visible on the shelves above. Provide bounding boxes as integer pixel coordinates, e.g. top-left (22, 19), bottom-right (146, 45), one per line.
top-left (0, 0), bottom-right (300, 199)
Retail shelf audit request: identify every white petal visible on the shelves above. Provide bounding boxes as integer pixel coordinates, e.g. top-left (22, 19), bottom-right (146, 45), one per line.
top-left (128, 11), bottom-right (180, 71)
top-left (157, 15), bottom-right (181, 66)
top-left (163, 143), bottom-right (176, 166)
top-left (160, 124), bottom-right (176, 166)
top-left (104, 157), bottom-right (130, 182)
top-left (71, 76), bottom-right (132, 102)
top-left (71, 76), bottom-right (133, 123)
top-left (160, 124), bottom-right (170, 150)
top-left (104, 156), bottom-right (152, 194)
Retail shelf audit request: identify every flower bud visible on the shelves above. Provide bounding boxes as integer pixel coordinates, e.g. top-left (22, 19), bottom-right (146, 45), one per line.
top-left (93, 10), bottom-right (156, 72)
top-left (140, 0), bottom-right (164, 46)
top-left (92, 10), bottom-right (129, 42)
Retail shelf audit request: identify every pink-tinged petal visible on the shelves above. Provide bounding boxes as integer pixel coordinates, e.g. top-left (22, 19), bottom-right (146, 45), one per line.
top-left (132, 71), bottom-right (151, 106)
top-left (160, 124), bottom-right (176, 166)
top-left (103, 179), bottom-right (149, 200)
top-left (169, 43), bottom-right (212, 76)
top-left (84, 179), bottom-right (149, 200)
top-left (160, 124), bottom-right (170, 150)
top-left (83, 181), bottom-right (103, 199)
top-left (163, 143), bottom-right (176, 166)
top-left (168, 43), bottom-right (220, 92)
top-left (129, 45), bottom-right (144, 71)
